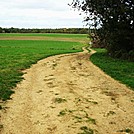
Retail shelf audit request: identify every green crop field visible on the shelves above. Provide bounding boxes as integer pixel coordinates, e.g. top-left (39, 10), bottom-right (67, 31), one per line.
top-left (90, 48), bottom-right (134, 90)
top-left (0, 33), bottom-right (87, 101)
top-left (0, 33), bottom-right (87, 38)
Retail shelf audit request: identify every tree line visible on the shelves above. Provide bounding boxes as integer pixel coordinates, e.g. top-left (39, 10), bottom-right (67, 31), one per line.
top-left (0, 27), bottom-right (88, 34)
top-left (71, 0), bottom-right (134, 60)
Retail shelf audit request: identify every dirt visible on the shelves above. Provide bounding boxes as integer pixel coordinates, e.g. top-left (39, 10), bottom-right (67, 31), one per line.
top-left (0, 48), bottom-right (134, 134)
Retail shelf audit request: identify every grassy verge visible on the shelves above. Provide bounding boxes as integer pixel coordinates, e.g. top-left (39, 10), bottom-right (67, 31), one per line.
top-left (90, 48), bottom-right (134, 90)
top-left (0, 39), bottom-right (84, 101)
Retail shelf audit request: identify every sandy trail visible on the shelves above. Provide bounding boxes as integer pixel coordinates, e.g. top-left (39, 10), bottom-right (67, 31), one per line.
top-left (0, 48), bottom-right (134, 134)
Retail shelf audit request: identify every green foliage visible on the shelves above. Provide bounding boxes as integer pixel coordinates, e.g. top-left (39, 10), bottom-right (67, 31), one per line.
top-left (54, 98), bottom-right (67, 103)
top-left (79, 126), bottom-right (94, 134)
top-left (58, 110), bottom-right (67, 116)
top-left (0, 36), bottom-right (84, 101)
top-left (118, 128), bottom-right (134, 134)
top-left (0, 28), bottom-right (88, 34)
top-left (90, 48), bottom-right (134, 90)
top-left (86, 117), bottom-right (96, 124)
top-left (71, 0), bottom-right (134, 60)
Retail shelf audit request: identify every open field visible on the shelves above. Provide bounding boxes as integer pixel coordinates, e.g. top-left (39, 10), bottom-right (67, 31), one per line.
top-left (0, 34), bottom-right (87, 101)
top-left (0, 34), bottom-right (134, 133)
top-left (90, 48), bottom-right (134, 90)
top-left (1, 47), bottom-right (134, 134)
top-left (0, 33), bottom-right (88, 43)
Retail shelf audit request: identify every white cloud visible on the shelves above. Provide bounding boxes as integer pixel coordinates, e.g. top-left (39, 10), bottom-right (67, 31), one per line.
top-left (0, 0), bottom-right (87, 28)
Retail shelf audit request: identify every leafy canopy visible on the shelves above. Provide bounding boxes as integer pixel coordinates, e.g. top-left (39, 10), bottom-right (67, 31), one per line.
top-left (71, 0), bottom-right (134, 60)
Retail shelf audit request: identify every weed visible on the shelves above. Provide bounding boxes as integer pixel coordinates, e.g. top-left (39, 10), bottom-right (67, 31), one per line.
top-left (91, 101), bottom-right (98, 105)
top-left (118, 128), bottom-right (133, 134)
top-left (73, 110), bottom-right (96, 125)
top-left (54, 98), bottom-right (67, 103)
top-left (125, 128), bottom-right (133, 133)
top-left (58, 109), bottom-right (76, 117)
top-left (0, 105), bottom-right (2, 110)
top-left (107, 111), bottom-right (116, 116)
top-left (85, 99), bottom-right (98, 104)
top-left (74, 115), bottom-right (83, 123)
top-left (86, 117), bottom-right (96, 125)
top-left (74, 116), bottom-right (82, 120)
top-left (81, 110), bottom-right (96, 125)
top-left (58, 110), bottom-right (67, 116)
top-left (79, 126), bottom-right (94, 134)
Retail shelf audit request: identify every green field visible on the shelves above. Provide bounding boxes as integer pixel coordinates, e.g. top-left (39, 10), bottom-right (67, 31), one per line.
top-left (1, 33), bottom-right (133, 102)
top-left (90, 49), bottom-right (134, 90)
top-left (0, 33), bottom-right (87, 101)
top-left (0, 33), bottom-right (87, 38)
top-left (0, 33), bottom-right (87, 43)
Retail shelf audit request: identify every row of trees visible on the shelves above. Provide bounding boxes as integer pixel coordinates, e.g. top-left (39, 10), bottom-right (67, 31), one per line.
top-left (0, 27), bottom-right (88, 34)
top-left (71, 0), bottom-right (134, 60)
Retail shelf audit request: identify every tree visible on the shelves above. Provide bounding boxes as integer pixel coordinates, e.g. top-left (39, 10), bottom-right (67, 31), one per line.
top-left (0, 27), bottom-right (2, 33)
top-left (71, 0), bottom-right (134, 60)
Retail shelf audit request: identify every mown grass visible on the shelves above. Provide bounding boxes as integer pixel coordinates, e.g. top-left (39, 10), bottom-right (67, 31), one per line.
top-left (0, 37), bottom-right (85, 101)
top-left (90, 48), bottom-right (134, 90)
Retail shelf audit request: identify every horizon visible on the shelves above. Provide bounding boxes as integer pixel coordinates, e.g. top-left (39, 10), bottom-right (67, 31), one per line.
top-left (0, 26), bottom-right (88, 29)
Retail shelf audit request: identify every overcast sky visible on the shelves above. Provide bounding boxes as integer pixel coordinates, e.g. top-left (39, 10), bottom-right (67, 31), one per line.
top-left (0, 0), bottom-right (87, 28)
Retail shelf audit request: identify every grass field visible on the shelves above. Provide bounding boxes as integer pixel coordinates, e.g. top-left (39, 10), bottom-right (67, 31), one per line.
top-left (0, 33), bottom-right (87, 38)
top-left (90, 49), bottom-right (134, 90)
top-left (0, 33), bottom-right (87, 101)
top-left (0, 33), bottom-right (88, 43)
top-left (1, 33), bottom-right (133, 102)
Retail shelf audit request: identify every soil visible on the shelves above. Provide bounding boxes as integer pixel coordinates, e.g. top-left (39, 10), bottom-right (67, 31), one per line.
top-left (0, 48), bottom-right (134, 134)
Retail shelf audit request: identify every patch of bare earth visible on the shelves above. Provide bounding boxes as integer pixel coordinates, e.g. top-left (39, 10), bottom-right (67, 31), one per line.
top-left (0, 48), bottom-right (134, 134)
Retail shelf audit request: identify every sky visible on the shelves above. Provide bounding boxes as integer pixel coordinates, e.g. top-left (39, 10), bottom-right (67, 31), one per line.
top-left (0, 0), bottom-right (87, 28)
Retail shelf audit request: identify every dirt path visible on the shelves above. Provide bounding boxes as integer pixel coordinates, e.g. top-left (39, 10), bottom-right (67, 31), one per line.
top-left (0, 48), bottom-right (134, 134)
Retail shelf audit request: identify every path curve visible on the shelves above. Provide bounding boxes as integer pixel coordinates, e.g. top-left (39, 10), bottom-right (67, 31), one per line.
top-left (0, 48), bottom-right (134, 134)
